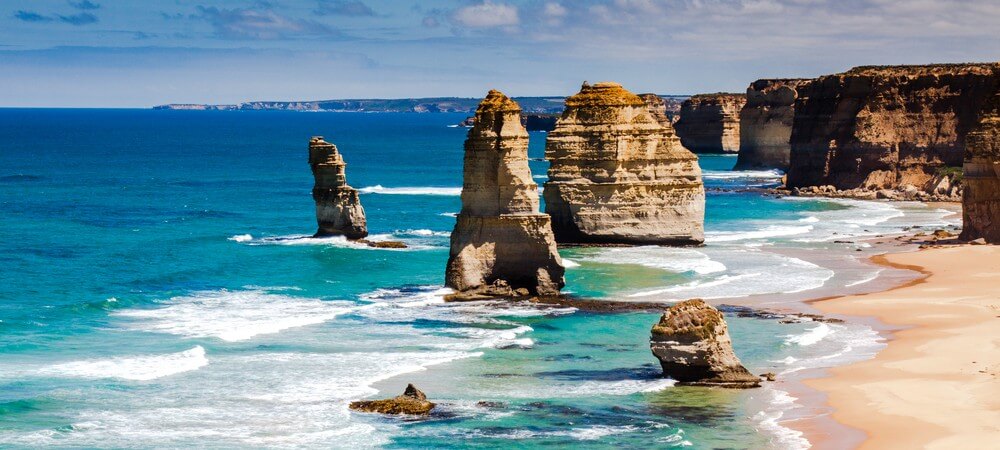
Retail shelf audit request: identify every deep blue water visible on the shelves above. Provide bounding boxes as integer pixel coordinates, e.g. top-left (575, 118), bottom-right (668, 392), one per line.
top-left (0, 109), bottom-right (956, 448)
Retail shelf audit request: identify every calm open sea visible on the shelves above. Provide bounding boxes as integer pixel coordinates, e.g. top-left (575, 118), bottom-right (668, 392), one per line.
top-left (0, 109), bottom-right (958, 449)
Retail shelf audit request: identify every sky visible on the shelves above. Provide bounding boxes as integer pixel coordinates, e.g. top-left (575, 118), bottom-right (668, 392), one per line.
top-left (1, 0), bottom-right (998, 107)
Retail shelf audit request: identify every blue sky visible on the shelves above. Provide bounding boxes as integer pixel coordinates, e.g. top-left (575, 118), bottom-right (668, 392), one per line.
top-left (2, 0), bottom-right (998, 107)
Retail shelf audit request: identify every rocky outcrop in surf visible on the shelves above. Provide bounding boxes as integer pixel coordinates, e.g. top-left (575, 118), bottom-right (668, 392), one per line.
top-left (445, 90), bottom-right (565, 298)
top-left (674, 93), bottom-right (746, 153)
top-left (309, 136), bottom-right (368, 239)
top-left (349, 384), bottom-right (435, 415)
top-left (961, 85), bottom-right (1000, 243)
top-left (735, 79), bottom-right (811, 170)
top-left (785, 64), bottom-right (1000, 200)
top-left (650, 299), bottom-right (760, 388)
top-left (543, 82), bottom-right (705, 245)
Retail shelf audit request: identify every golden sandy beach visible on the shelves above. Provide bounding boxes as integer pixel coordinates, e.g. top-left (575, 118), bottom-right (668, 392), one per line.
top-left (806, 246), bottom-right (1000, 449)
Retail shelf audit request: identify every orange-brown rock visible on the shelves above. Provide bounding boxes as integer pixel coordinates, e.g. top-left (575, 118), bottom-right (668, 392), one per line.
top-left (674, 93), bottom-right (746, 153)
top-left (786, 64), bottom-right (1000, 198)
top-left (309, 136), bottom-right (367, 239)
top-left (349, 384), bottom-right (435, 415)
top-left (961, 85), bottom-right (1000, 243)
top-left (544, 82), bottom-right (705, 245)
top-left (446, 90), bottom-right (565, 297)
top-left (735, 79), bottom-right (811, 170)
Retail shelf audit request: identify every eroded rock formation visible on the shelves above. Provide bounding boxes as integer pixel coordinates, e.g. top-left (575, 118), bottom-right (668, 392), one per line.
top-left (349, 384), bottom-right (435, 415)
top-left (961, 85), bottom-right (1000, 243)
top-left (650, 299), bottom-right (760, 388)
top-left (544, 82), bottom-right (705, 245)
top-left (735, 79), bottom-right (811, 170)
top-left (786, 64), bottom-right (1000, 199)
top-left (309, 136), bottom-right (367, 239)
top-left (674, 93), bottom-right (746, 153)
top-left (445, 90), bottom-right (565, 297)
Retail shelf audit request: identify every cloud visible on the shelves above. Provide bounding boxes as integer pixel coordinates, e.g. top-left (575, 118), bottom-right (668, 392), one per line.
top-left (194, 5), bottom-right (340, 40)
top-left (13, 11), bottom-right (54, 22)
top-left (69, 0), bottom-right (101, 10)
top-left (452, 1), bottom-right (519, 28)
top-left (314, 0), bottom-right (376, 16)
top-left (58, 12), bottom-right (99, 25)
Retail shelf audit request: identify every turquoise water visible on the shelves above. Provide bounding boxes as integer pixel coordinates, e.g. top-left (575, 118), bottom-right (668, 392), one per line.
top-left (0, 110), bottom-right (958, 448)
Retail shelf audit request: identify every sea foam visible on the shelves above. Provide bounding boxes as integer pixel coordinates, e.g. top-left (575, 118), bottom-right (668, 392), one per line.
top-left (41, 346), bottom-right (208, 381)
top-left (358, 185), bottom-right (462, 196)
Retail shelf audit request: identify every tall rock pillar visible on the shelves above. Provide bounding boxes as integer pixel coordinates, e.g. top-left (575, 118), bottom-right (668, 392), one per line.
top-left (446, 90), bottom-right (565, 297)
top-left (309, 136), bottom-right (368, 239)
top-left (962, 87), bottom-right (1000, 243)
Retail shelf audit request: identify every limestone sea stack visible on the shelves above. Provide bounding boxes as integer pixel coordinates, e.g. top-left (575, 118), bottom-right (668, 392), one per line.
top-left (674, 93), bottom-right (746, 153)
top-left (445, 90), bottom-right (565, 297)
top-left (961, 85), bottom-right (1000, 243)
top-left (544, 82), bottom-right (705, 245)
top-left (309, 136), bottom-right (367, 239)
top-left (786, 64), bottom-right (1000, 198)
top-left (735, 79), bottom-right (811, 170)
top-left (650, 299), bottom-right (760, 388)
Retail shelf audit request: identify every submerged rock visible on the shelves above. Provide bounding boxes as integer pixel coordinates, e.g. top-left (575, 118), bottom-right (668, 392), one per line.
top-left (445, 90), bottom-right (565, 297)
top-left (736, 79), bottom-right (811, 171)
top-left (309, 136), bottom-right (367, 239)
top-left (961, 83), bottom-right (1000, 243)
top-left (349, 384), bottom-right (435, 415)
top-left (544, 82), bottom-right (705, 245)
top-left (650, 299), bottom-right (760, 388)
top-left (674, 93), bottom-right (746, 153)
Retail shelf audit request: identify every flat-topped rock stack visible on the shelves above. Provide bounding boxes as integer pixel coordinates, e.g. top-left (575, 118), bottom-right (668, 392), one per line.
top-left (961, 85), bottom-right (1000, 243)
top-left (445, 90), bottom-right (565, 298)
top-left (786, 63), bottom-right (1000, 199)
top-left (543, 82), bottom-right (705, 245)
top-left (308, 136), bottom-right (368, 239)
top-left (674, 93), bottom-right (746, 153)
top-left (735, 79), bottom-right (811, 170)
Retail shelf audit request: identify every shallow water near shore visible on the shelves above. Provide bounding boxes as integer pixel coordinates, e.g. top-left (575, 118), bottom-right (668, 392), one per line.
top-left (0, 110), bottom-right (959, 448)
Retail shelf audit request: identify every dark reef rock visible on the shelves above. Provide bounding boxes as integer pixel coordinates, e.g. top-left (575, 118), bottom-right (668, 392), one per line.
top-left (309, 136), bottom-right (367, 239)
top-left (349, 384), bottom-right (435, 415)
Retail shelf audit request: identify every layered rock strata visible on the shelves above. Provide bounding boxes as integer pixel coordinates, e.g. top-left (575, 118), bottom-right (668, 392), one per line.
top-left (786, 64), bottom-right (1000, 198)
top-left (445, 90), bottom-right (565, 297)
top-left (544, 82), bottom-right (705, 245)
top-left (349, 384), bottom-right (435, 415)
top-left (961, 85), bottom-right (1000, 243)
top-left (650, 299), bottom-right (760, 388)
top-left (674, 93), bottom-right (746, 153)
top-left (309, 136), bottom-right (367, 239)
top-left (735, 79), bottom-right (811, 170)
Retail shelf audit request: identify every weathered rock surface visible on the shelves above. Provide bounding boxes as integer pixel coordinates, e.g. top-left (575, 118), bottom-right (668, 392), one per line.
top-left (786, 64), bottom-right (1000, 199)
top-left (674, 93), bottom-right (746, 153)
top-left (458, 113), bottom-right (559, 131)
top-left (640, 93), bottom-right (673, 127)
top-left (543, 82), bottom-right (705, 245)
top-left (735, 79), bottom-right (811, 170)
top-left (961, 84), bottom-right (1000, 243)
top-left (446, 90), bottom-right (565, 297)
top-left (309, 136), bottom-right (367, 239)
top-left (650, 299), bottom-right (760, 388)
top-left (349, 384), bottom-right (435, 415)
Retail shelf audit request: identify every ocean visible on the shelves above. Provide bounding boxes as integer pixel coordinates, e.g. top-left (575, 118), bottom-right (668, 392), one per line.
top-left (0, 109), bottom-right (959, 448)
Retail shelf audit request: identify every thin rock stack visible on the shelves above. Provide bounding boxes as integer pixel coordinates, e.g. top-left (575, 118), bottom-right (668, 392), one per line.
top-left (309, 136), bottom-right (367, 239)
top-left (961, 85), bottom-right (1000, 243)
top-left (544, 82), bottom-right (705, 245)
top-left (445, 90), bottom-right (565, 298)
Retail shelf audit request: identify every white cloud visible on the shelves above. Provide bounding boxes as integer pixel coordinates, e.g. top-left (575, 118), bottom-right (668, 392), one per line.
top-left (452, 1), bottom-right (520, 28)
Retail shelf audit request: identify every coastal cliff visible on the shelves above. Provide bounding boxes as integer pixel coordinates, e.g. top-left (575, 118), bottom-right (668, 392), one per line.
top-left (961, 85), bottom-right (1000, 243)
top-left (735, 79), bottom-right (811, 170)
top-left (445, 90), bottom-right (565, 297)
top-left (674, 93), bottom-right (746, 153)
top-left (308, 136), bottom-right (367, 239)
top-left (544, 82), bottom-right (705, 245)
top-left (786, 63), bottom-right (1000, 198)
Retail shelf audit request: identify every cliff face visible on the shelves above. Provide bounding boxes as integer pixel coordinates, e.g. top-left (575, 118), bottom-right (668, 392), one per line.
top-left (961, 85), bottom-right (1000, 243)
top-left (544, 82), bottom-right (705, 245)
top-left (446, 90), bottom-right (565, 297)
top-left (735, 79), bottom-right (811, 170)
top-left (786, 64), bottom-right (1000, 194)
top-left (674, 93), bottom-right (746, 153)
top-left (309, 136), bottom-right (367, 239)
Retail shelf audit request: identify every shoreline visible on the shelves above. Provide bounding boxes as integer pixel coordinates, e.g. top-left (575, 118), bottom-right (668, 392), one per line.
top-left (795, 245), bottom-right (1000, 448)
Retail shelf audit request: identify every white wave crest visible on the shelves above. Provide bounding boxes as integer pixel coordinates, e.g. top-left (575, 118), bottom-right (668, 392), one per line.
top-left (227, 234), bottom-right (253, 242)
top-left (41, 346), bottom-right (208, 381)
top-left (702, 169), bottom-right (783, 180)
top-left (580, 247), bottom-right (726, 275)
top-left (785, 323), bottom-right (832, 346)
top-left (358, 185), bottom-right (462, 196)
top-left (707, 225), bottom-right (813, 243)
